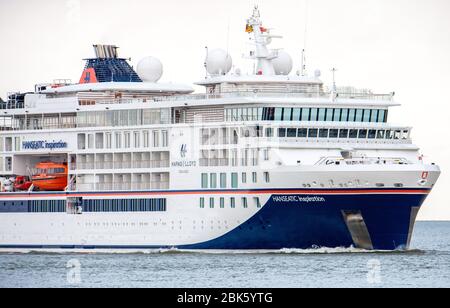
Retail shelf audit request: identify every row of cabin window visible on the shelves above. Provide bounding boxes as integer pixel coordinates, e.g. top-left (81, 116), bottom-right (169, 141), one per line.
top-left (1, 199), bottom-right (167, 213)
top-left (199, 148), bottom-right (271, 168)
top-left (201, 172), bottom-right (270, 189)
top-left (27, 200), bottom-right (66, 213)
top-left (278, 128), bottom-right (409, 140)
top-left (0, 200), bottom-right (65, 213)
top-left (226, 107), bottom-right (387, 123)
top-left (0, 137), bottom-right (21, 152)
top-left (200, 197), bottom-right (261, 209)
top-left (0, 156), bottom-right (12, 172)
top-left (201, 126), bottom-right (408, 141)
top-left (82, 198), bottom-right (166, 212)
top-left (78, 130), bottom-right (169, 150)
top-left (7, 108), bottom-right (171, 132)
top-left (77, 109), bottom-right (171, 128)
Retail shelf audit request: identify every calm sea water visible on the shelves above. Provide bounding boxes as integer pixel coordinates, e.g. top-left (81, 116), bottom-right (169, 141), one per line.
top-left (0, 221), bottom-right (449, 288)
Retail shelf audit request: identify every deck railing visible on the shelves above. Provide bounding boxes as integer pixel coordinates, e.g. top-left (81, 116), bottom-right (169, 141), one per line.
top-left (77, 181), bottom-right (169, 191)
top-left (71, 160), bottom-right (170, 170)
top-left (94, 90), bottom-right (395, 106)
top-left (0, 87), bottom-right (395, 111)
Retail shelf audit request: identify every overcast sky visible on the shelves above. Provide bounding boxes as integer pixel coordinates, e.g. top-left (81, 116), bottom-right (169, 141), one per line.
top-left (1, 0), bottom-right (449, 220)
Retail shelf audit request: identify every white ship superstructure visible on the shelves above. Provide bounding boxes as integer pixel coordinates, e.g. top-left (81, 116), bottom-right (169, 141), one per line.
top-left (0, 8), bottom-right (440, 250)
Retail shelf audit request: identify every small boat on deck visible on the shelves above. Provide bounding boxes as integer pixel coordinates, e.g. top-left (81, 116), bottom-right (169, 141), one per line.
top-left (32, 162), bottom-right (68, 191)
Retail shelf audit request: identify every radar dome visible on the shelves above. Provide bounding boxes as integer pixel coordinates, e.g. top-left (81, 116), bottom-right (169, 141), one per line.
top-left (272, 51), bottom-right (293, 75)
top-left (137, 56), bottom-right (163, 83)
top-left (206, 49), bottom-right (232, 76)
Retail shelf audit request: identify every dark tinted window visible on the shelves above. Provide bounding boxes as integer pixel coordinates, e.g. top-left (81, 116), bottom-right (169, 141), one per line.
top-left (329, 129), bottom-right (339, 138)
top-left (297, 128), bottom-right (308, 137)
top-left (287, 128), bottom-right (297, 137)
top-left (319, 129), bottom-right (329, 138)
top-left (308, 129), bottom-right (318, 138)
top-left (339, 129), bottom-right (349, 138)
top-left (358, 129), bottom-right (368, 139)
top-left (376, 130), bottom-right (385, 139)
top-left (349, 129), bottom-right (358, 138)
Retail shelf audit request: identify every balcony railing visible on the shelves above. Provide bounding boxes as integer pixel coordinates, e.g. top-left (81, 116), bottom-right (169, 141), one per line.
top-left (199, 158), bottom-right (230, 167)
top-left (75, 181), bottom-right (169, 192)
top-left (71, 160), bottom-right (170, 170)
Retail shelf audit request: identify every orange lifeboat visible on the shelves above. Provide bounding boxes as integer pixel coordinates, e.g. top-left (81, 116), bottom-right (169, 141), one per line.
top-left (32, 162), bottom-right (68, 191)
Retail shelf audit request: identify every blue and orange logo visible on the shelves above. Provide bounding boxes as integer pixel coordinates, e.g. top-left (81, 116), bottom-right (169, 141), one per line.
top-left (79, 68), bottom-right (98, 84)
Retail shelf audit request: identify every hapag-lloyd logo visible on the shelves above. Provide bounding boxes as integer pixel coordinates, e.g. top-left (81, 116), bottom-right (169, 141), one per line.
top-left (171, 144), bottom-right (197, 168)
top-left (180, 144), bottom-right (187, 158)
top-left (22, 140), bottom-right (68, 150)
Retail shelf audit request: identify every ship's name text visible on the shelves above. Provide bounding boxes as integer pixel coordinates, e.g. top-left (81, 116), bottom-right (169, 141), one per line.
top-left (22, 140), bottom-right (68, 150)
top-left (272, 195), bottom-right (326, 203)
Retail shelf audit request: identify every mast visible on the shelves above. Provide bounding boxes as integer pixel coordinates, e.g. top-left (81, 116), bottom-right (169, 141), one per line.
top-left (245, 6), bottom-right (280, 76)
top-left (300, 49), bottom-right (306, 76)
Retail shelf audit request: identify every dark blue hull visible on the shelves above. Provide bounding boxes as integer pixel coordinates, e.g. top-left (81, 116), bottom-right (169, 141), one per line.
top-left (182, 192), bottom-right (429, 251)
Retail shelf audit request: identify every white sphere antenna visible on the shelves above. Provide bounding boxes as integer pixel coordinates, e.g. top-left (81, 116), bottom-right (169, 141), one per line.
top-left (272, 51), bottom-right (293, 75)
top-left (206, 49), bottom-right (232, 76)
top-left (137, 56), bottom-right (163, 83)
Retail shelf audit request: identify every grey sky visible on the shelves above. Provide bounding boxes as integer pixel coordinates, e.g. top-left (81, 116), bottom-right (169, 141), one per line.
top-left (0, 0), bottom-right (449, 220)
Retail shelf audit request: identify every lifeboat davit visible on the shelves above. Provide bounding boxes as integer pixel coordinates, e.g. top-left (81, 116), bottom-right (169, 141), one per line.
top-left (32, 162), bottom-right (68, 191)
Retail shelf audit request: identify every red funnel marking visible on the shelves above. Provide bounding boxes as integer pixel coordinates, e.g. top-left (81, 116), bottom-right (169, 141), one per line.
top-left (79, 68), bottom-right (98, 84)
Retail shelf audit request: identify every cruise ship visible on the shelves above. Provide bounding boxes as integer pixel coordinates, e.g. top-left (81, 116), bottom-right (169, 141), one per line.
top-left (0, 7), bottom-right (440, 250)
